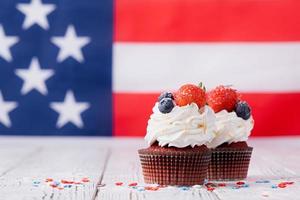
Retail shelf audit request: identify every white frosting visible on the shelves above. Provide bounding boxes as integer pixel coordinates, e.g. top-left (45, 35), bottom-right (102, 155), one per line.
top-left (207, 110), bottom-right (254, 148)
top-left (145, 103), bottom-right (216, 148)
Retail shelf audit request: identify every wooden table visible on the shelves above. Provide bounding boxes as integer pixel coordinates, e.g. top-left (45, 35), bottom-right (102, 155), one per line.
top-left (0, 136), bottom-right (299, 200)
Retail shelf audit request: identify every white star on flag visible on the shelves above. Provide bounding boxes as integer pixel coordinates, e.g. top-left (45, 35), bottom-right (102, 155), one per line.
top-left (15, 58), bottom-right (54, 95)
top-left (51, 25), bottom-right (91, 63)
top-left (16, 0), bottom-right (56, 30)
top-left (0, 25), bottom-right (19, 62)
top-left (50, 91), bottom-right (90, 128)
top-left (0, 91), bottom-right (18, 128)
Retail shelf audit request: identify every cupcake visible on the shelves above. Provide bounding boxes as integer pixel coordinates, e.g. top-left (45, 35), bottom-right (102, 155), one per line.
top-left (138, 83), bottom-right (216, 186)
top-left (206, 85), bottom-right (254, 180)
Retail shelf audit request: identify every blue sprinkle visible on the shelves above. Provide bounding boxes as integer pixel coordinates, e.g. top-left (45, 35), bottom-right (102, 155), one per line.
top-left (33, 181), bottom-right (40, 184)
top-left (271, 185), bottom-right (278, 189)
top-left (179, 186), bottom-right (190, 191)
top-left (256, 180), bottom-right (270, 183)
top-left (64, 185), bottom-right (72, 188)
top-left (131, 186), bottom-right (138, 189)
top-left (242, 184), bottom-right (249, 188)
top-left (53, 181), bottom-right (60, 186)
top-left (231, 186), bottom-right (240, 189)
top-left (137, 187), bottom-right (145, 192)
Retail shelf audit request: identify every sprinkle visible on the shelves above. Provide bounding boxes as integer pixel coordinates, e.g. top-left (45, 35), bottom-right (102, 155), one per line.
top-left (242, 184), bottom-right (249, 188)
top-left (207, 187), bottom-right (215, 192)
top-left (45, 178), bottom-right (53, 182)
top-left (131, 186), bottom-right (138, 189)
top-left (179, 186), bottom-right (190, 191)
top-left (33, 181), bottom-right (40, 184)
top-left (82, 178), bottom-right (90, 183)
top-left (57, 187), bottom-right (64, 190)
top-left (50, 184), bottom-right (58, 188)
top-left (64, 185), bottom-right (72, 188)
top-left (278, 183), bottom-right (287, 188)
top-left (256, 180), bottom-right (270, 183)
top-left (115, 182), bottom-right (123, 186)
top-left (236, 181), bottom-right (245, 185)
top-left (74, 182), bottom-right (82, 185)
top-left (217, 183), bottom-right (226, 187)
top-left (137, 187), bottom-right (145, 192)
top-left (271, 185), bottom-right (278, 189)
top-left (53, 181), bottom-right (60, 186)
top-left (145, 186), bottom-right (159, 191)
top-left (280, 181), bottom-right (294, 185)
top-left (128, 182), bottom-right (138, 187)
top-left (61, 180), bottom-right (74, 184)
top-left (231, 186), bottom-right (240, 189)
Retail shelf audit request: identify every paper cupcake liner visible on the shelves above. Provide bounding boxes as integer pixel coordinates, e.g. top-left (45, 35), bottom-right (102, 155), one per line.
top-left (138, 149), bottom-right (211, 186)
top-left (207, 147), bottom-right (253, 181)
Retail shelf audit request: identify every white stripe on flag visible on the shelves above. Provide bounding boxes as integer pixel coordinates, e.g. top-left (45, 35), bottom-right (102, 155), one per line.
top-left (113, 42), bottom-right (300, 92)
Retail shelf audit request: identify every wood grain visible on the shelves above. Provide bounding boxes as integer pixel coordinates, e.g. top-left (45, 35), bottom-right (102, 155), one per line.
top-left (0, 136), bottom-right (300, 200)
top-left (96, 139), bottom-right (220, 200)
top-left (0, 144), bottom-right (38, 177)
top-left (0, 137), bottom-right (109, 200)
top-left (96, 137), bottom-right (300, 200)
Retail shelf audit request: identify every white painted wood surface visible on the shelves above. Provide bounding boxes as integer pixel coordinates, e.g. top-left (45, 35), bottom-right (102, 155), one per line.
top-left (0, 136), bottom-right (299, 200)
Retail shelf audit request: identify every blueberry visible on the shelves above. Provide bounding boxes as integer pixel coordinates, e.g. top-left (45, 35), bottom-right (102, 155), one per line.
top-left (158, 92), bottom-right (174, 102)
top-left (158, 98), bottom-right (174, 113)
top-left (235, 101), bottom-right (251, 120)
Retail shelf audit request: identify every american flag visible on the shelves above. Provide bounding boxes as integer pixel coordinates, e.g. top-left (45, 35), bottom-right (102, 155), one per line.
top-left (0, 0), bottom-right (299, 136)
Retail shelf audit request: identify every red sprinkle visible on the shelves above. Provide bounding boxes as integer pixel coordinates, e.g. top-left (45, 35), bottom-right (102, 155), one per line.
top-left (50, 184), bottom-right (58, 188)
top-left (145, 186), bottom-right (159, 191)
top-left (74, 182), bottom-right (82, 185)
top-left (61, 180), bottom-right (74, 184)
top-left (115, 182), bottom-right (123, 186)
top-left (278, 183), bottom-right (287, 188)
top-left (82, 178), bottom-right (90, 183)
top-left (218, 183), bottom-right (226, 187)
top-left (207, 187), bottom-right (215, 192)
top-left (128, 182), bottom-right (138, 187)
top-left (46, 178), bottom-right (53, 182)
top-left (57, 187), bottom-right (64, 190)
top-left (281, 181), bottom-right (294, 185)
top-left (236, 181), bottom-right (245, 185)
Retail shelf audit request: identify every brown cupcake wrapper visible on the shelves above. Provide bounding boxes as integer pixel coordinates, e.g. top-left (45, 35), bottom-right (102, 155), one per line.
top-left (138, 149), bottom-right (211, 186)
top-left (207, 147), bottom-right (253, 181)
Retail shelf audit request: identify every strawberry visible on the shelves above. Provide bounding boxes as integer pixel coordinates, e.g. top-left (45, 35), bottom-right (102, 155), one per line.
top-left (206, 85), bottom-right (239, 113)
top-left (174, 83), bottom-right (206, 108)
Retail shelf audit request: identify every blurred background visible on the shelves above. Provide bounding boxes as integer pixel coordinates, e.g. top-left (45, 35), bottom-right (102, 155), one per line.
top-left (0, 0), bottom-right (299, 137)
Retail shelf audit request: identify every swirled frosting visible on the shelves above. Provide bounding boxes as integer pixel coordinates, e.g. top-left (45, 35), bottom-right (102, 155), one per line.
top-left (145, 103), bottom-right (216, 148)
top-left (207, 110), bottom-right (254, 148)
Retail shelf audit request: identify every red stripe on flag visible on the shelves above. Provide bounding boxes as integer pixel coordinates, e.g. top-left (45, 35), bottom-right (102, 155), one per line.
top-left (113, 93), bottom-right (300, 137)
top-left (115, 0), bottom-right (300, 42)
